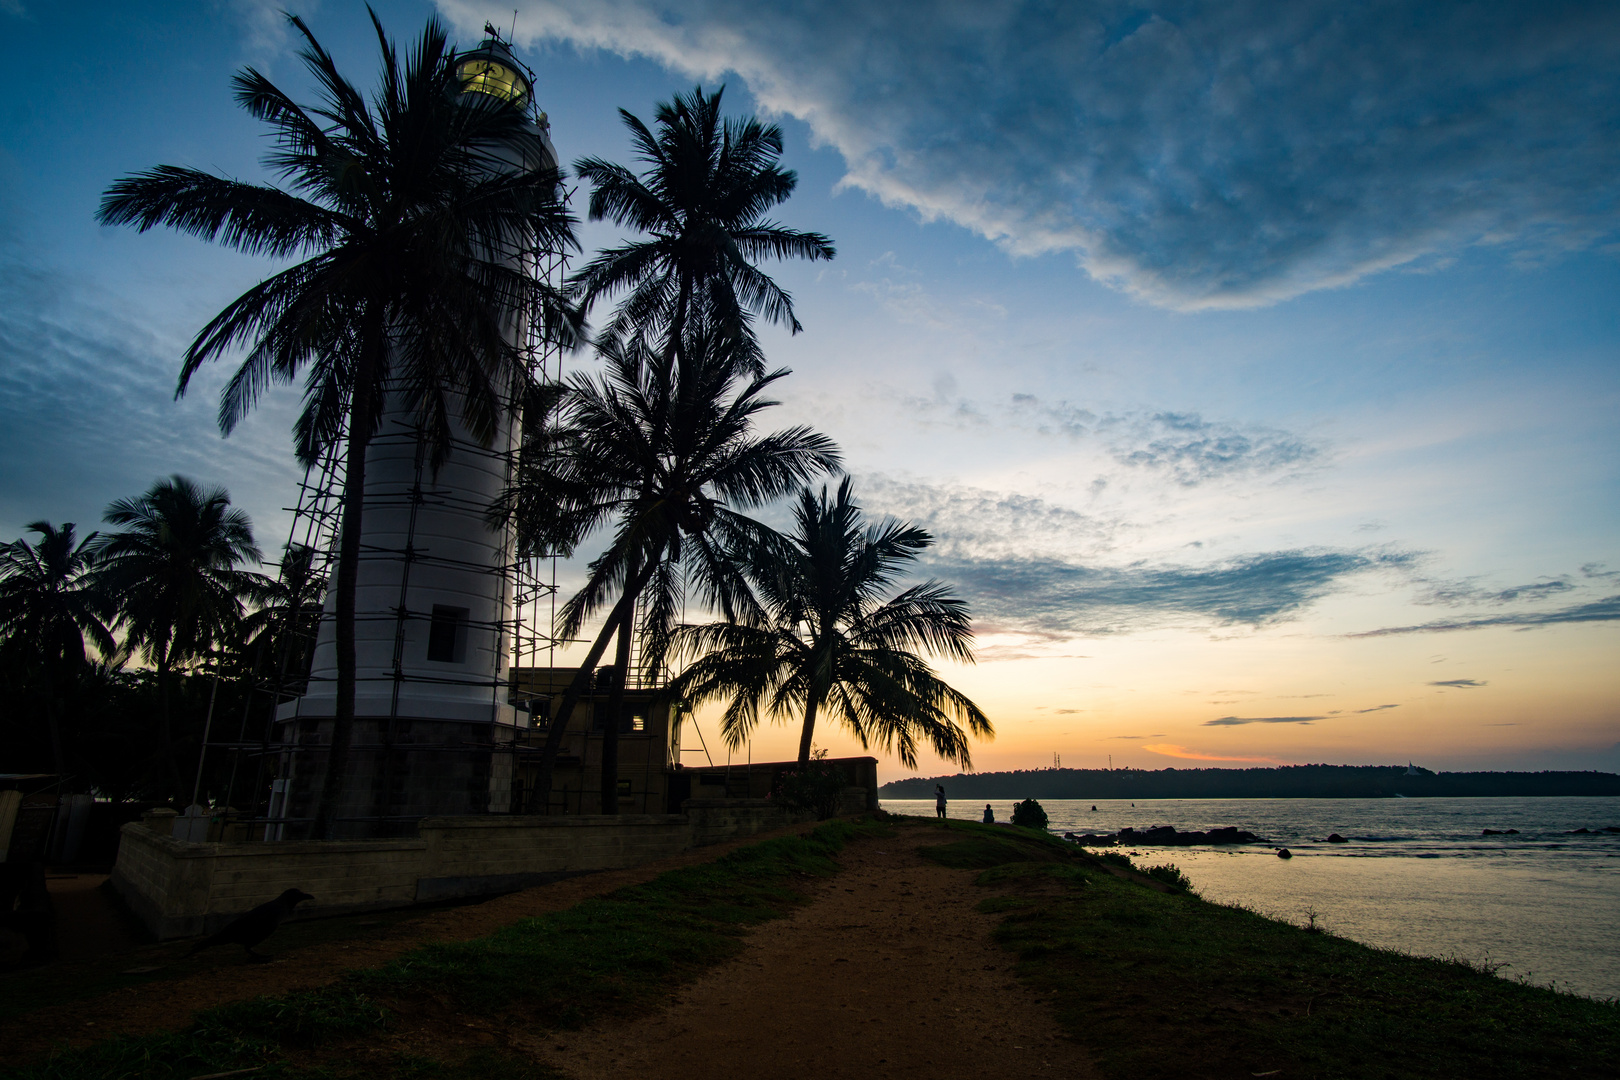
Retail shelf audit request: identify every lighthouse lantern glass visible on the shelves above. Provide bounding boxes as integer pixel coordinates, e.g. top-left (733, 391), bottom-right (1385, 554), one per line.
top-left (458, 58), bottom-right (528, 107)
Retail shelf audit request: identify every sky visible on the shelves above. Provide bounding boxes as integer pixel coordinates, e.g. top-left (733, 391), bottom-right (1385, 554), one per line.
top-left (1, 0), bottom-right (1616, 778)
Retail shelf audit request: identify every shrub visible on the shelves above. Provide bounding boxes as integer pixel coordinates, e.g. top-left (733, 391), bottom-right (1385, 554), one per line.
top-left (771, 761), bottom-right (847, 820)
top-left (1142, 863), bottom-right (1194, 892)
top-left (1011, 798), bottom-right (1049, 830)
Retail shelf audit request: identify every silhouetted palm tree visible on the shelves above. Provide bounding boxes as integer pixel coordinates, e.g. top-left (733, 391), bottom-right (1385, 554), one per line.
top-left (0, 522), bottom-right (116, 777)
top-left (98, 13), bottom-right (578, 834)
top-left (96, 476), bottom-right (264, 801)
top-left (505, 326), bottom-right (839, 812)
top-left (668, 479), bottom-right (992, 768)
top-left (239, 544), bottom-right (326, 698)
top-left (570, 85), bottom-right (835, 359)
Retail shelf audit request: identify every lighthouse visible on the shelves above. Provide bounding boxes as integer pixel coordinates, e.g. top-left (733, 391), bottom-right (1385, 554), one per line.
top-left (271, 32), bottom-right (556, 837)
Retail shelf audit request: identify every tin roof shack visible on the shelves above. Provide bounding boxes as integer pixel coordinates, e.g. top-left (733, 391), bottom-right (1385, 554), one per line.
top-left (509, 666), bottom-right (681, 814)
top-left (507, 667), bottom-right (880, 818)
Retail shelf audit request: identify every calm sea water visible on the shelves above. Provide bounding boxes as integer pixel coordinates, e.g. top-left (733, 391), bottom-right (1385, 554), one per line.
top-left (883, 796), bottom-right (1620, 1000)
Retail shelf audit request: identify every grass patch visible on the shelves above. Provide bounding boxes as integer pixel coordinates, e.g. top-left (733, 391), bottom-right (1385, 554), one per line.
top-left (915, 819), bottom-right (1077, 869)
top-left (0, 896), bottom-right (443, 1025)
top-left (355, 821), bottom-right (879, 1024)
top-left (7, 817), bottom-right (891, 1080)
top-left (954, 831), bottom-right (1620, 1079)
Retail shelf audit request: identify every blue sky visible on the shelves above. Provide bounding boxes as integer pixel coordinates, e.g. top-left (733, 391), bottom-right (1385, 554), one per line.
top-left (1, 0), bottom-right (1616, 775)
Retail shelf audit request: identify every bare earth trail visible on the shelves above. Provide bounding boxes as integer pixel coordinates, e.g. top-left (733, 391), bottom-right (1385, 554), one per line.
top-left (2, 824), bottom-right (820, 1058)
top-left (8, 823), bottom-right (1099, 1077)
top-left (526, 826), bottom-right (1099, 1080)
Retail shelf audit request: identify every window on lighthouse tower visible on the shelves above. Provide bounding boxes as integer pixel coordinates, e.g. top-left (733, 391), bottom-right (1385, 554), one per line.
top-left (427, 605), bottom-right (470, 663)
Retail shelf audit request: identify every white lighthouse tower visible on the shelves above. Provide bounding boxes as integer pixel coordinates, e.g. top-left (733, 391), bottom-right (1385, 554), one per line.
top-left (272, 32), bottom-right (558, 837)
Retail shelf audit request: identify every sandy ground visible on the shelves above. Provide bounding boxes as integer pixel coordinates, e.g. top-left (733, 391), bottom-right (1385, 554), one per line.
top-left (523, 826), bottom-right (1098, 1080)
top-left (9, 823), bottom-right (1100, 1078)
top-left (2, 823), bottom-right (819, 1058)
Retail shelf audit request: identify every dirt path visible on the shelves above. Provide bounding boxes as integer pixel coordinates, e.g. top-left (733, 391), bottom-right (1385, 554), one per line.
top-left (524, 826), bottom-right (1098, 1080)
top-left (2, 823), bottom-right (818, 1058)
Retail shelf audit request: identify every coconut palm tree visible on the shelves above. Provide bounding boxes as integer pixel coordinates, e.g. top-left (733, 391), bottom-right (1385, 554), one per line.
top-left (505, 325), bottom-right (839, 812)
top-left (668, 479), bottom-right (993, 769)
top-left (95, 476), bottom-right (265, 802)
top-left (97, 13), bottom-right (578, 835)
top-left (0, 522), bottom-right (117, 777)
top-left (570, 85), bottom-right (835, 360)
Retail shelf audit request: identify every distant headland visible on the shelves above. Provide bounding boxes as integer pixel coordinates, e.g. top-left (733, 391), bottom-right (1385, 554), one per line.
top-left (879, 765), bottom-right (1620, 800)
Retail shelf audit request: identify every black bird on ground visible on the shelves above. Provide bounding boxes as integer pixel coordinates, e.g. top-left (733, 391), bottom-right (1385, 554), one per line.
top-left (188, 888), bottom-right (313, 961)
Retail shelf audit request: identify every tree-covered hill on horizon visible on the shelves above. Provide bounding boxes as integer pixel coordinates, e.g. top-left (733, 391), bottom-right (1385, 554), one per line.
top-left (880, 764), bottom-right (1620, 800)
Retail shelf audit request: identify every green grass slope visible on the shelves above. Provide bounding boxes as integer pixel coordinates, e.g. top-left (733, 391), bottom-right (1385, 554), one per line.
top-left (920, 819), bottom-right (1619, 1080)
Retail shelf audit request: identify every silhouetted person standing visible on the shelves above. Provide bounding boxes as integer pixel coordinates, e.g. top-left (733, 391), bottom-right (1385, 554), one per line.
top-left (189, 888), bottom-right (313, 961)
top-left (936, 785), bottom-right (947, 819)
top-left (983, 804), bottom-right (995, 823)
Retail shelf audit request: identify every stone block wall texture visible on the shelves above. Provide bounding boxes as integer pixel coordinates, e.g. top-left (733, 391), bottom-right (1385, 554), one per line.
top-left (112, 799), bottom-right (821, 940)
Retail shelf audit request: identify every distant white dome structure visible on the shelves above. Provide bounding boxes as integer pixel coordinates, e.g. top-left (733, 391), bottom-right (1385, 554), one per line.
top-left (268, 31), bottom-right (564, 837)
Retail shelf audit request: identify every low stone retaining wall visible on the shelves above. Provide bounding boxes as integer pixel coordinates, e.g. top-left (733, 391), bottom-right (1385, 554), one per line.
top-left (111, 796), bottom-right (855, 939)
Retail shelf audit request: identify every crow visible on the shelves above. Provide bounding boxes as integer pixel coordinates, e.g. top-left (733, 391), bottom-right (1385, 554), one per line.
top-left (188, 888), bottom-right (313, 961)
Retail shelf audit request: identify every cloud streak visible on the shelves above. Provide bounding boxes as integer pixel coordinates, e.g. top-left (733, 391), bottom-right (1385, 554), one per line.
top-left (1143, 744), bottom-right (1288, 763)
top-left (454, 0), bottom-right (1620, 309)
top-left (1350, 595), bottom-right (1620, 637)
top-left (928, 547), bottom-right (1413, 638)
top-left (1203, 716), bottom-right (1325, 727)
top-left (1430, 679), bottom-right (1486, 689)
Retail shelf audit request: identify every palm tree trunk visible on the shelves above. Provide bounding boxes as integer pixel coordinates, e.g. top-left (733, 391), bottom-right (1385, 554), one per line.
top-left (797, 691), bottom-right (821, 766)
top-left (157, 652), bottom-right (182, 803)
top-left (531, 558), bottom-right (659, 814)
top-left (599, 596), bottom-right (636, 815)
top-left (313, 337), bottom-right (380, 840)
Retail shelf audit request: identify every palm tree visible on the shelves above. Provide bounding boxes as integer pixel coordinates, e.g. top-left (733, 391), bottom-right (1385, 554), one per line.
top-left (0, 522), bottom-right (117, 777)
top-left (95, 476), bottom-right (264, 802)
top-left (97, 13), bottom-right (578, 835)
top-left (570, 85), bottom-right (835, 359)
top-left (668, 479), bottom-right (993, 769)
top-left (505, 325), bottom-right (839, 812)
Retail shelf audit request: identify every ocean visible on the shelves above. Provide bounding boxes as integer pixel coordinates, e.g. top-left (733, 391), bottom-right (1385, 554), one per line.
top-left (882, 795), bottom-right (1620, 1000)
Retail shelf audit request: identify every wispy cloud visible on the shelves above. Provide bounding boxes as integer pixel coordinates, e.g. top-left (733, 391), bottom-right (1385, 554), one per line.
top-left (1430, 679), bottom-right (1487, 689)
top-left (1350, 596), bottom-right (1620, 637)
top-left (1116, 411), bottom-right (1320, 486)
top-left (895, 396), bottom-right (1322, 486)
top-left (1353, 704), bottom-right (1401, 714)
top-left (929, 547), bottom-right (1414, 638)
top-left (1204, 716), bottom-right (1325, 727)
top-left (858, 475), bottom-right (1120, 562)
top-left (0, 249), bottom-right (300, 544)
top-left (1418, 576), bottom-right (1576, 607)
top-left (459, 0), bottom-right (1620, 309)
top-left (229, 0), bottom-right (317, 64)
top-left (1143, 744), bottom-right (1288, 763)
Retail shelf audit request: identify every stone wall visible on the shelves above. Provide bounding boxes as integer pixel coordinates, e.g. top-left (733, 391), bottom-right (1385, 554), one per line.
top-left (110, 794), bottom-right (853, 940)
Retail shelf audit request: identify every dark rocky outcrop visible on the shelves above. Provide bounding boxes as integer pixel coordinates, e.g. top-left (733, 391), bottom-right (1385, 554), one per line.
top-left (1482, 828), bottom-right (1519, 835)
top-left (1062, 824), bottom-right (1262, 847)
top-left (1277, 847), bottom-right (1292, 859)
top-left (1326, 833), bottom-right (1348, 843)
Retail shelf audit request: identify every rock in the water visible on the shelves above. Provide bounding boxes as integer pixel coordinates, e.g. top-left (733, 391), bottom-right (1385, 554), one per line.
top-left (1326, 833), bottom-right (1348, 843)
top-left (1482, 828), bottom-right (1520, 836)
top-left (1277, 848), bottom-right (1293, 859)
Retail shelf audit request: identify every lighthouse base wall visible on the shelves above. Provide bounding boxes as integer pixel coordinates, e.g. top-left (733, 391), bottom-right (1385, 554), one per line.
top-left (275, 716), bottom-right (519, 838)
top-left (109, 797), bottom-right (871, 939)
